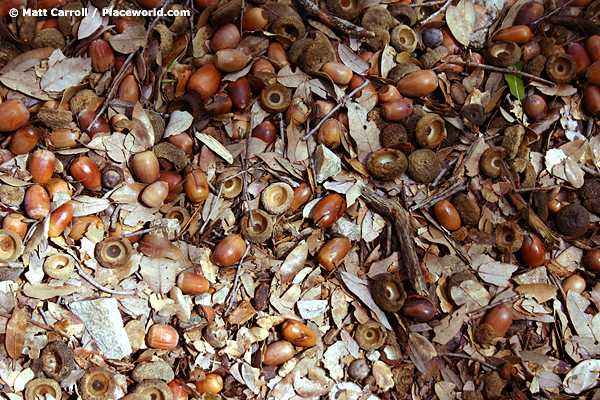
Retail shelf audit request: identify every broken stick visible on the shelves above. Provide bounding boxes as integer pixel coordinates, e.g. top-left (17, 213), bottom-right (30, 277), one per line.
top-left (361, 185), bottom-right (428, 297)
top-left (294, 0), bottom-right (375, 37)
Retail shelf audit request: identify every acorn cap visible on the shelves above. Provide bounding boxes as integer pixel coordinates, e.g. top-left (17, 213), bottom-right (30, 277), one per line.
top-left (166, 206), bottom-right (190, 229)
top-left (355, 320), bottom-right (387, 351)
top-left (146, 110), bottom-right (166, 142)
top-left (461, 104), bottom-right (486, 126)
top-left (38, 107), bottom-right (74, 131)
top-left (43, 253), bottom-right (75, 280)
top-left (479, 146), bottom-right (506, 178)
top-left (32, 28), bottom-right (65, 49)
top-left (545, 53), bottom-right (577, 84)
top-left (366, 149), bottom-right (408, 181)
top-left (501, 125), bottom-right (525, 160)
top-left (390, 25), bottom-right (418, 54)
top-left (451, 194), bottom-right (481, 226)
top-left (327, 0), bottom-right (364, 20)
top-left (0, 229), bottom-right (23, 262)
top-left (407, 149), bottom-right (441, 183)
top-left (297, 39), bottom-right (336, 73)
top-left (288, 38), bottom-right (312, 65)
top-left (495, 221), bottom-right (524, 254)
top-left (420, 46), bottom-right (448, 70)
top-left (94, 237), bottom-right (133, 268)
top-left (362, 6), bottom-right (393, 33)
top-left (25, 378), bottom-right (62, 400)
top-left (579, 179), bottom-right (600, 215)
top-left (556, 204), bottom-right (590, 237)
top-left (153, 142), bottom-right (188, 171)
top-left (260, 84), bottom-right (291, 113)
top-left (388, 63), bottom-right (421, 83)
top-left (78, 367), bottom-right (116, 400)
top-left (401, 104), bottom-right (425, 132)
top-left (371, 273), bottom-right (406, 312)
top-left (70, 89), bottom-right (100, 116)
top-left (261, 182), bottom-right (294, 214)
top-left (241, 209), bottom-right (274, 243)
top-left (415, 113), bottom-right (446, 149)
top-left (132, 379), bottom-right (174, 400)
top-left (486, 41), bottom-right (522, 67)
top-left (0, 41), bottom-right (22, 69)
top-left (518, 160), bottom-right (536, 188)
top-left (388, 4), bottom-right (419, 26)
top-left (211, 0), bottom-right (242, 26)
top-left (216, 170), bottom-right (243, 199)
top-left (0, 185), bottom-right (25, 207)
top-left (41, 341), bottom-right (75, 381)
top-left (271, 16), bottom-right (306, 44)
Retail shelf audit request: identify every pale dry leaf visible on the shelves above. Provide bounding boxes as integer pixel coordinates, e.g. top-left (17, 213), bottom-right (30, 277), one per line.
top-left (566, 290), bottom-right (600, 341)
top-left (77, 6), bottom-right (103, 39)
top-left (192, 26), bottom-right (212, 58)
top-left (330, 287), bottom-right (348, 329)
top-left (164, 111), bottom-right (193, 138)
top-left (446, 0), bottom-right (475, 46)
top-left (139, 256), bottom-right (179, 294)
top-left (435, 381), bottom-right (456, 400)
top-left (279, 241), bottom-right (308, 285)
top-left (277, 66), bottom-right (311, 88)
top-left (41, 51), bottom-right (92, 94)
top-left (433, 306), bottom-right (469, 344)
top-left (339, 271), bottom-right (392, 330)
top-left (380, 45), bottom-right (397, 79)
top-left (373, 361), bottom-right (394, 390)
top-left (5, 307), bottom-right (26, 362)
top-left (133, 103), bottom-right (154, 144)
top-left (476, 261), bottom-right (517, 287)
top-left (72, 196), bottom-right (110, 217)
top-left (110, 183), bottom-right (146, 203)
top-left (347, 101), bottom-right (381, 163)
top-left (23, 283), bottom-right (79, 300)
top-left (338, 43), bottom-right (369, 74)
top-left (565, 157), bottom-right (585, 188)
top-left (109, 23), bottom-right (146, 53)
top-left (196, 133), bottom-right (234, 164)
top-left (563, 359), bottom-right (600, 394)
top-left (516, 283), bottom-right (557, 303)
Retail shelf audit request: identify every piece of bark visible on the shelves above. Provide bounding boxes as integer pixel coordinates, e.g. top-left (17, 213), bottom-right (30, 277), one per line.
top-left (294, 0), bottom-right (375, 37)
top-left (361, 185), bottom-right (428, 296)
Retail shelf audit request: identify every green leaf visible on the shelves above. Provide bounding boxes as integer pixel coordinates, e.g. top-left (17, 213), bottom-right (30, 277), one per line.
top-left (505, 62), bottom-right (525, 100)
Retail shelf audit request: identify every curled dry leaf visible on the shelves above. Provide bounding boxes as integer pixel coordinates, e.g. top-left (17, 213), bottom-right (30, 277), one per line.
top-left (5, 307), bottom-right (26, 362)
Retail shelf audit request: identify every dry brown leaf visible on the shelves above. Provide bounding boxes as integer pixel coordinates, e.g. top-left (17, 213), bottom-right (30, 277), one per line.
top-left (446, 0), bottom-right (475, 46)
top-left (5, 307), bottom-right (26, 362)
top-left (347, 101), bottom-right (381, 163)
top-left (109, 24), bottom-right (147, 54)
top-left (338, 44), bottom-right (369, 75)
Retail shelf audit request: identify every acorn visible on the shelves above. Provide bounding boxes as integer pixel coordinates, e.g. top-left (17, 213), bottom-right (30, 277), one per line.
top-left (187, 64), bottom-right (221, 100)
top-left (29, 150), bottom-right (56, 184)
top-left (177, 273), bottom-right (209, 295)
top-left (213, 234), bottom-right (246, 267)
top-left (317, 238), bottom-right (352, 271)
top-left (263, 340), bottom-right (295, 366)
top-left (321, 62), bottom-right (353, 85)
top-left (88, 39), bottom-right (115, 73)
top-left (312, 193), bottom-right (346, 228)
top-left (70, 156), bottom-right (102, 191)
top-left (318, 119), bottom-right (343, 149)
top-left (434, 200), bottom-right (461, 231)
top-left (397, 70), bottom-right (438, 97)
top-left (494, 25), bottom-right (532, 44)
top-left (212, 24), bottom-right (241, 51)
top-left (147, 324), bottom-right (179, 350)
top-left (523, 94), bottom-right (547, 120)
top-left (562, 274), bottom-right (586, 294)
top-left (48, 203), bottom-right (74, 238)
top-left (407, 149), bottom-right (441, 183)
top-left (289, 182), bottom-right (312, 212)
top-left (194, 374), bottom-right (223, 394)
top-left (520, 234), bottom-right (545, 267)
top-left (184, 170), bottom-right (209, 203)
top-left (0, 99), bottom-right (30, 132)
top-left (484, 304), bottom-right (513, 337)
top-left (281, 320), bottom-right (317, 347)
top-left (381, 99), bottom-right (413, 121)
top-left (9, 125), bottom-right (39, 155)
top-left (24, 185), bottom-right (50, 219)
top-left (401, 295), bottom-right (435, 322)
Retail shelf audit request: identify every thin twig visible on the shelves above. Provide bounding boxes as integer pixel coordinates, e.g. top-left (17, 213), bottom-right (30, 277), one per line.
top-left (437, 353), bottom-right (499, 371)
top-left (294, 0), bottom-right (375, 37)
top-left (116, 222), bottom-right (169, 238)
top-left (0, 311), bottom-right (70, 339)
top-left (224, 240), bottom-right (251, 314)
top-left (66, 249), bottom-right (136, 296)
top-left (409, 0), bottom-right (448, 6)
top-left (110, 204), bottom-right (122, 232)
top-left (532, 0), bottom-right (576, 24)
top-left (409, 180), bottom-right (467, 211)
top-left (301, 79), bottom-right (370, 141)
top-left (243, 114), bottom-right (255, 227)
top-left (515, 185), bottom-right (561, 193)
top-left (580, 163), bottom-right (599, 177)
top-left (421, 0), bottom-right (451, 24)
top-left (467, 294), bottom-right (520, 315)
top-left (452, 61), bottom-right (556, 86)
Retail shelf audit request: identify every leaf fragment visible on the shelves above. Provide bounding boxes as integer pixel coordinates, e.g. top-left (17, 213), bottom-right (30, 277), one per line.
top-left (5, 307), bottom-right (27, 362)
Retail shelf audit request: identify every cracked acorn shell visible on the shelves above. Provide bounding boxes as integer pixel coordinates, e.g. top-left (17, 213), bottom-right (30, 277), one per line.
top-left (495, 221), bottom-right (524, 254)
top-left (366, 149), bottom-right (408, 181)
top-left (407, 149), bottom-right (441, 183)
top-left (416, 113), bottom-right (446, 149)
top-left (41, 341), bottom-right (75, 381)
top-left (486, 41), bottom-right (522, 67)
top-left (0, 229), bottom-right (23, 262)
top-left (261, 182), bottom-right (294, 214)
top-left (25, 378), bottom-right (62, 400)
top-left (241, 209), bottom-right (274, 243)
top-left (94, 237), bottom-right (133, 268)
